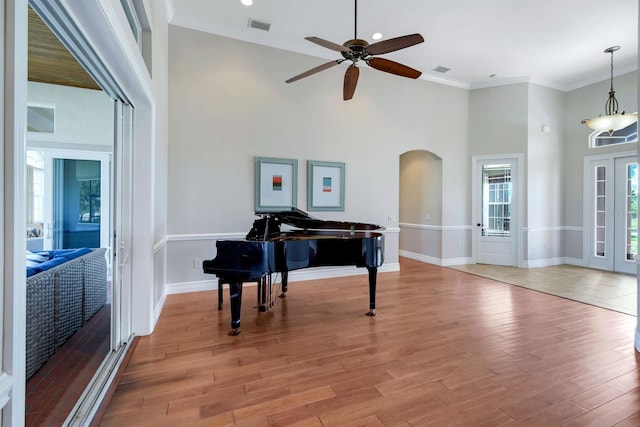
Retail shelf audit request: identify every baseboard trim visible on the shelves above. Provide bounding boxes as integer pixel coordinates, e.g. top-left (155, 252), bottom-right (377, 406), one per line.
top-left (522, 257), bottom-right (565, 268)
top-left (398, 250), bottom-right (440, 265)
top-left (167, 279), bottom-right (218, 295)
top-left (166, 263), bottom-right (401, 295)
top-left (398, 250), bottom-right (472, 266)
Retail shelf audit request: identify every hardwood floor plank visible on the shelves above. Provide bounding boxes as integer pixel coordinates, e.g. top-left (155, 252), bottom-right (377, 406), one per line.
top-left (562, 388), bottom-right (640, 426)
top-left (102, 258), bottom-right (640, 426)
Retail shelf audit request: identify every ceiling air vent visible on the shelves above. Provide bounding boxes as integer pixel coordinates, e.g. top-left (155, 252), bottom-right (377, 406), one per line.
top-left (248, 18), bottom-right (271, 31)
top-left (434, 66), bottom-right (451, 73)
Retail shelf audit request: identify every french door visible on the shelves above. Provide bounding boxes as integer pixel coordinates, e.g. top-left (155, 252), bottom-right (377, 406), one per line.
top-left (38, 150), bottom-right (111, 252)
top-left (586, 153), bottom-right (638, 274)
top-left (472, 155), bottom-right (522, 266)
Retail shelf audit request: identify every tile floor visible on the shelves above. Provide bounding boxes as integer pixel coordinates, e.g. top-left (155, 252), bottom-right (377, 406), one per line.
top-left (449, 264), bottom-right (637, 316)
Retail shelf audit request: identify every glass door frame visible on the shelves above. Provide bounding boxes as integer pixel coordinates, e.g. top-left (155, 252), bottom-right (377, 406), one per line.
top-left (472, 154), bottom-right (523, 267)
top-left (30, 148), bottom-right (111, 253)
top-left (583, 150), bottom-right (638, 274)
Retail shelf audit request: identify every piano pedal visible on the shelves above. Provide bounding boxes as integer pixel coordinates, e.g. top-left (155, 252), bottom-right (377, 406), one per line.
top-left (258, 299), bottom-right (277, 312)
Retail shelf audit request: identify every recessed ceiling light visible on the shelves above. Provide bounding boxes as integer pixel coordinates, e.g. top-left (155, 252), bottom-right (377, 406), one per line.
top-left (372, 32), bottom-right (382, 40)
top-left (241, 0), bottom-right (252, 6)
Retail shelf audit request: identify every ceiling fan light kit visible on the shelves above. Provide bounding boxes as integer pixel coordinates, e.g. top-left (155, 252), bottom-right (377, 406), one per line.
top-left (581, 46), bottom-right (637, 135)
top-left (285, 0), bottom-right (424, 101)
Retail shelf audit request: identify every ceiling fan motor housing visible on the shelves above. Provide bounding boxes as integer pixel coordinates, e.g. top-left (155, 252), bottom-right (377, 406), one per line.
top-left (342, 39), bottom-right (369, 61)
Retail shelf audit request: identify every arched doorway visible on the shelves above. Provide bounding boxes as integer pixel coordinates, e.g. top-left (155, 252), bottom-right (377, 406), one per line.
top-left (399, 150), bottom-right (443, 263)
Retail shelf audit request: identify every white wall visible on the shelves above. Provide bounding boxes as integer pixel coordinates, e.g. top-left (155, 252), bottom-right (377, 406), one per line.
top-left (526, 84), bottom-right (565, 264)
top-left (27, 82), bottom-right (113, 149)
top-left (146, 0), bottom-right (170, 315)
top-left (400, 150), bottom-right (443, 225)
top-left (469, 83), bottom-right (529, 157)
top-left (167, 25), bottom-right (470, 288)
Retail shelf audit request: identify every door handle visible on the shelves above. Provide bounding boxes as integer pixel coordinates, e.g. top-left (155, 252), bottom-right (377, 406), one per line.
top-left (119, 242), bottom-right (130, 267)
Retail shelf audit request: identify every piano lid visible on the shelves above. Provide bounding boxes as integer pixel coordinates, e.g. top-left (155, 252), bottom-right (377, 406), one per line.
top-left (255, 208), bottom-right (384, 231)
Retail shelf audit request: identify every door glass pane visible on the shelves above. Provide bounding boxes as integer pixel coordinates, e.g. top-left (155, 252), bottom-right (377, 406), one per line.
top-left (625, 162), bottom-right (637, 261)
top-left (53, 159), bottom-right (101, 249)
top-left (482, 164), bottom-right (511, 237)
top-left (594, 165), bottom-right (606, 257)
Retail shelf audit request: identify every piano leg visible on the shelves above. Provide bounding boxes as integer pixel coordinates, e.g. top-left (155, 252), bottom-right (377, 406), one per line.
top-left (229, 281), bottom-right (243, 335)
top-left (366, 267), bottom-right (377, 316)
top-left (258, 275), bottom-right (274, 312)
top-left (279, 270), bottom-right (289, 298)
top-left (218, 281), bottom-right (224, 310)
top-left (258, 276), bottom-right (265, 309)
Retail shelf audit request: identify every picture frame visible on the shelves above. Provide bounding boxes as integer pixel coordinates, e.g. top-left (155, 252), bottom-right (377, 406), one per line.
top-left (254, 157), bottom-right (298, 212)
top-left (307, 160), bottom-right (345, 211)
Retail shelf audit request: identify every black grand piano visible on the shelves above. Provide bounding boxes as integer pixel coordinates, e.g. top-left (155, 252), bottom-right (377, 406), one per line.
top-left (202, 208), bottom-right (384, 335)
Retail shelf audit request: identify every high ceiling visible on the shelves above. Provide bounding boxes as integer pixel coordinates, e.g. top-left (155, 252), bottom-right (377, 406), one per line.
top-left (169, 0), bottom-right (638, 92)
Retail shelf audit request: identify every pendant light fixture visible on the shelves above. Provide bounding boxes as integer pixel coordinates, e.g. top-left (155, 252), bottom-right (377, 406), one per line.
top-left (581, 46), bottom-right (637, 135)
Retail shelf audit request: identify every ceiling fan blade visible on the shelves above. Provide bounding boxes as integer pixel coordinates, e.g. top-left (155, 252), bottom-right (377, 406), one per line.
top-left (365, 33), bottom-right (424, 55)
top-left (305, 36), bottom-right (351, 53)
top-left (343, 64), bottom-right (359, 101)
top-left (285, 60), bottom-right (341, 83)
top-left (367, 57), bottom-right (422, 79)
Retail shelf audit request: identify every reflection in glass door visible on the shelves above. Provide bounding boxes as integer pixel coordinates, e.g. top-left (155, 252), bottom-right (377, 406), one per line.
top-left (52, 158), bottom-right (102, 249)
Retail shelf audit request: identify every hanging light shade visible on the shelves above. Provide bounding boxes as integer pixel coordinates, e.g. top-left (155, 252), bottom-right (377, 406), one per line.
top-left (581, 46), bottom-right (637, 135)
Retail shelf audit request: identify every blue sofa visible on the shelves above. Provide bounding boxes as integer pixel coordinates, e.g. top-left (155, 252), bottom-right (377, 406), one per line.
top-left (26, 248), bottom-right (107, 379)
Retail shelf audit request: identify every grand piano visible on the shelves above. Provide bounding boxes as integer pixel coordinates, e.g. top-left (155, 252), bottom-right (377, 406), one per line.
top-left (202, 208), bottom-right (384, 335)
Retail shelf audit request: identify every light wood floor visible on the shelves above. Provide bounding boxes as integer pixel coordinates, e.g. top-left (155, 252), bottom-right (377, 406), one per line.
top-left (102, 258), bottom-right (640, 426)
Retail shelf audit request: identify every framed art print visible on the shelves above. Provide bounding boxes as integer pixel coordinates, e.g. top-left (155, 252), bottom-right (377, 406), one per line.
top-left (307, 160), bottom-right (345, 211)
top-left (255, 157), bottom-right (298, 212)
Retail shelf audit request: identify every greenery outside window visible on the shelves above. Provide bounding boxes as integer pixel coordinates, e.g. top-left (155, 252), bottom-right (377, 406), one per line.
top-left (79, 178), bottom-right (101, 223)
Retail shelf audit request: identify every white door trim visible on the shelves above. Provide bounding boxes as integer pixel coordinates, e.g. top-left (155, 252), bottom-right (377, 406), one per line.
top-left (3, 1), bottom-right (28, 423)
top-left (472, 154), bottom-right (524, 267)
top-left (583, 150), bottom-right (637, 272)
top-left (36, 149), bottom-right (111, 251)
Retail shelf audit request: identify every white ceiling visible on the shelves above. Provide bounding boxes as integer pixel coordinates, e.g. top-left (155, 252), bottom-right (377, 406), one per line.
top-left (168, 0), bottom-right (638, 92)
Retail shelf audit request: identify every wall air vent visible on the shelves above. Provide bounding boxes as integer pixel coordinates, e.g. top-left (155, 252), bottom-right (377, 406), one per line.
top-left (434, 66), bottom-right (451, 73)
top-left (248, 18), bottom-right (271, 31)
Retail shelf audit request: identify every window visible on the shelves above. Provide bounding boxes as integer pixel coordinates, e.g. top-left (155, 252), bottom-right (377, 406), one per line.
top-left (482, 164), bottom-right (512, 237)
top-left (623, 163), bottom-right (637, 261)
top-left (78, 178), bottom-right (101, 224)
top-left (26, 150), bottom-right (45, 225)
top-left (590, 121), bottom-right (638, 148)
top-left (120, 0), bottom-right (152, 75)
top-left (594, 165), bottom-right (606, 256)
top-left (27, 105), bottom-right (55, 133)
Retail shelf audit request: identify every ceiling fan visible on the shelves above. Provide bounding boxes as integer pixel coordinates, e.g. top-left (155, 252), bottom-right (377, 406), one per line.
top-left (285, 0), bottom-right (425, 101)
